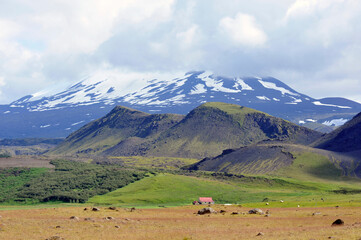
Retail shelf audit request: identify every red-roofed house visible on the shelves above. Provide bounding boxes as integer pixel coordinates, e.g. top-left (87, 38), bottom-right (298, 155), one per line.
top-left (198, 197), bottom-right (214, 205)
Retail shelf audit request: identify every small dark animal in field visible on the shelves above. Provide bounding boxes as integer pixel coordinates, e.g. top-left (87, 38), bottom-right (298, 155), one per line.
top-left (46, 236), bottom-right (64, 240)
top-left (248, 208), bottom-right (263, 214)
top-left (130, 207), bottom-right (136, 212)
top-left (92, 207), bottom-right (100, 212)
top-left (332, 219), bottom-right (344, 226)
top-left (197, 207), bottom-right (216, 215)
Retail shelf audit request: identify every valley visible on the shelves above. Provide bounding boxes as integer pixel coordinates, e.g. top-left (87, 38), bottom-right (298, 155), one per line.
top-left (0, 101), bottom-right (360, 239)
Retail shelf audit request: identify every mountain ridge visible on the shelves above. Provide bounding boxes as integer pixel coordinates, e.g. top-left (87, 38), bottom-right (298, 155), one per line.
top-left (2, 71), bottom-right (361, 138)
top-left (50, 102), bottom-right (323, 159)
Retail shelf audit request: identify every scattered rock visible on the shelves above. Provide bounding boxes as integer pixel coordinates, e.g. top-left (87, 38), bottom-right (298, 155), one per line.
top-left (312, 212), bottom-right (321, 216)
top-left (256, 232), bottom-right (264, 236)
top-left (69, 216), bottom-right (79, 220)
top-left (92, 207), bottom-right (100, 212)
top-left (115, 225), bottom-right (120, 228)
top-left (108, 207), bottom-right (117, 210)
top-left (55, 226), bottom-right (61, 229)
top-left (248, 208), bottom-right (263, 214)
top-left (125, 218), bottom-right (131, 221)
top-left (332, 219), bottom-right (344, 227)
top-left (266, 203), bottom-right (269, 205)
top-left (231, 212), bottom-right (239, 215)
top-left (83, 208), bottom-right (88, 211)
top-left (130, 207), bottom-right (136, 212)
top-left (335, 206), bottom-right (339, 208)
top-left (46, 236), bottom-right (64, 240)
top-left (264, 214), bottom-right (270, 217)
top-left (105, 216), bottom-right (115, 220)
top-left (280, 200), bottom-right (284, 203)
top-left (220, 210), bottom-right (226, 213)
top-left (297, 205), bottom-right (300, 208)
top-left (84, 218), bottom-right (94, 222)
top-left (197, 207), bottom-right (217, 215)
top-left (265, 210), bottom-right (270, 214)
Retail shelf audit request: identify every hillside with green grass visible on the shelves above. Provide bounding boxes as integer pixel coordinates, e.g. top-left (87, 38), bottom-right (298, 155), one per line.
top-left (88, 172), bottom-right (361, 207)
top-left (122, 102), bottom-right (322, 158)
top-left (50, 106), bottom-right (184, 155)
top-left (52, 102), bottom-right (322, 159)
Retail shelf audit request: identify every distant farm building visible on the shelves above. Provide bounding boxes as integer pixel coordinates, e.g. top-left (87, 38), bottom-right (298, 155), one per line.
top-left (193, 197), bottom-right (214, 205)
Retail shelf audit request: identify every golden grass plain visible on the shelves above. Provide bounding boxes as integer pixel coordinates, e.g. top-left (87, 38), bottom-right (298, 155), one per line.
top-left (0, 205), bottom-right (360, 240)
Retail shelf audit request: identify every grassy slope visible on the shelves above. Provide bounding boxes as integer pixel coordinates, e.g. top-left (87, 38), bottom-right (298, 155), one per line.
top-left (88, 172), bottom-right (361, 207)
top-left (89, 148), bottom-right (361, 207)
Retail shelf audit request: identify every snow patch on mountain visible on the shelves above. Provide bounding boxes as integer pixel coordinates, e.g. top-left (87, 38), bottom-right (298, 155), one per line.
top-left (257, 96), bottom-right (271, 101)
top-left (190, 84), bottom-right (207, 94)
top-left (313, 101), bottom-right (351, 109)
top-left (258, 79), bottom-right (299, 96)
top-left (198, 72), bottom-right (240, 93)
top-left (235, 78), bottom-right (253, 91)
top-left (322, 118), bottom-right (348, 126)
top-left (71, 121), bottom-right (85, 126)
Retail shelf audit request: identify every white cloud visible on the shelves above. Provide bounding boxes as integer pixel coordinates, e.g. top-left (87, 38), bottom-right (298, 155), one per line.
top-left (0, 0), bottom-right (360, 104)
top-left (219, 13), bottom-right (267, 47)
top-left (23, 0), bottom-right (175, 54)
top-left (176, 25), bottom-right (199, 48)
top-left (286, 0), bottom-right (345, 19)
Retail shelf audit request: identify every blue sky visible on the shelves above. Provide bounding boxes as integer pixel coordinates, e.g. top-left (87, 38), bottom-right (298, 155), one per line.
top-left (0, 0), bottom-right (360, 103)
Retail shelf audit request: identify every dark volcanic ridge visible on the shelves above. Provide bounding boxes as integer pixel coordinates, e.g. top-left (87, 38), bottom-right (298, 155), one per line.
top-left (314, 112), bottom-right (361, 152)
top-left (50, 102), bottom-right (322, 159)
top-left (187, 143), bottom-right (361, 178)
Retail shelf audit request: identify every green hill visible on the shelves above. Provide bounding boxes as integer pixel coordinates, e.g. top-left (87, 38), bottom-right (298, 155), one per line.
top-left (50, 106), bottom-right (183, 155)
top-left (51, 102), bottom-right (322, 158)
top-left (314, 112), bottom-right (361, 152)
top-left (88, 172), bottom-right (361, 207)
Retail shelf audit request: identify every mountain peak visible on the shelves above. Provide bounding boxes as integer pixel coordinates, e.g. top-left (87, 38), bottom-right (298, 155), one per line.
top-left (1, 71), bottom-right (361, 138)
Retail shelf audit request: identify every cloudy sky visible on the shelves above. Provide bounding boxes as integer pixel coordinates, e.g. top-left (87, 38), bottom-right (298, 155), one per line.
top-left (0, 0), bottom-right (360, 104)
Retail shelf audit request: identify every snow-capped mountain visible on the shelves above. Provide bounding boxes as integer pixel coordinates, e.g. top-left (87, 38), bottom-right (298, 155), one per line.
top-left (1, 71), bottom-right (361, 138)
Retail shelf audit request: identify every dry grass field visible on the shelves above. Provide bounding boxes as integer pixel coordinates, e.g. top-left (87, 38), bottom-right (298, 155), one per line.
top-left (0, 205), bottom-right (360, 240)
top-left (0, 156), bottom-right (54, 168)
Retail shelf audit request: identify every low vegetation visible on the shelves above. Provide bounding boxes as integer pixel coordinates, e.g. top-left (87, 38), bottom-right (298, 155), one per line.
top-left (0, 160), bottom-right (146, 204)
top-left (0, 168), bottom-right (47, 203)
